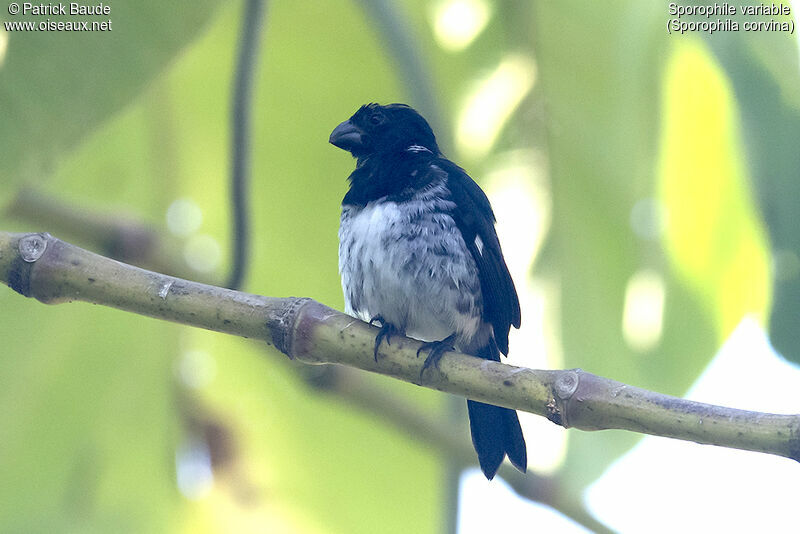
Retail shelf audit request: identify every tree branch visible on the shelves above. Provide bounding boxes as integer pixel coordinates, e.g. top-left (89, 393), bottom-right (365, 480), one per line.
top-left (2, 231), bottom-right (799, 464)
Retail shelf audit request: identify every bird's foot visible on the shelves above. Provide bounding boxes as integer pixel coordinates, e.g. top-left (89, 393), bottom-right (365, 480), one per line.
top-left (369, 315), bottom-right (402, 362)
top-left (417, 333), bottom-right (457, 378)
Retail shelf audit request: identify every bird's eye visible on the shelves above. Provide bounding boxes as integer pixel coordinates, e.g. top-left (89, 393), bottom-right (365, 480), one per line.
top-left (369, 113), bottom-right (382, 125)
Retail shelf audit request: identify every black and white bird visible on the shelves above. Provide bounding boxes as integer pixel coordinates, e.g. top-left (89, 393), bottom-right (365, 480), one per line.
top-left (330, 103), bottom-right (526, 480)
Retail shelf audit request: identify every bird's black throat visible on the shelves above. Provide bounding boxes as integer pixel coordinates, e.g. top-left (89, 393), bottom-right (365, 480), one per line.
top-left (342, 149), bottom-right (438, 207)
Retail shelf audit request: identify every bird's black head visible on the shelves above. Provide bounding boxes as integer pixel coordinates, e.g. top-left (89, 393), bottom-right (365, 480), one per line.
top-left (329, 103), bottom-right (440, 159)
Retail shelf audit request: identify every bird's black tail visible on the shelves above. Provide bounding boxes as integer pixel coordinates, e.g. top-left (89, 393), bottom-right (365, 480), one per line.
top-left (466, 341), bottom-right (527, 480)
top-left (467, 400), bottom-right (527, 479)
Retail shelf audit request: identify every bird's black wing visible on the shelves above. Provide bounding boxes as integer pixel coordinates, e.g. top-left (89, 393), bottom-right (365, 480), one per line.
top-left (437, 159), bottom-right (521, 355)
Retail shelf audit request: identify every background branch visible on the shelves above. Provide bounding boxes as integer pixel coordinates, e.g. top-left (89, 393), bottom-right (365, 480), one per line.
top-left (357, 0), bottom-right (443, 138)
top-left (225, 0), bottom-right (267, 290)
top-left (4, 188), bottom-right (208, 281)
top-left (2, 231), bottom-right (799, 465)
top-left (297, 365), bottom-right (613, 534)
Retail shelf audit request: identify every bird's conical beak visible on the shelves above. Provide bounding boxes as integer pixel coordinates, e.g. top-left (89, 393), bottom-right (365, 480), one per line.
top-left (329, 120), bottom-right (365, 151)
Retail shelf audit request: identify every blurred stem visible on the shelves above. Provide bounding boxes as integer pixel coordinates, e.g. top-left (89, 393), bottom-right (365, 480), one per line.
top-left (226, 0), bottom-right (267, 290)
top-left (357, 0), bottom-right (444, 142)
top-left (2, 231), bottom-right (799, 460)
top-left (3, 188), bottom-right (211, 283)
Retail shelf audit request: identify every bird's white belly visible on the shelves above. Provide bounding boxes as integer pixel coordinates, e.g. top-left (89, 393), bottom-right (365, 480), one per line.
top-left (339, 199), bottom-right (483, 345)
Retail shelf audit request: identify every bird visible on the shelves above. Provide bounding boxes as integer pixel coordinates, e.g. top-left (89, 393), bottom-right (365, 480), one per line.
top-left (330, 103), bottom-right (526, 480)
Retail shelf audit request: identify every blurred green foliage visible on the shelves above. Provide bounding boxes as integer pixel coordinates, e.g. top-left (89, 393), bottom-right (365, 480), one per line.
top-left (1, 0), bottom-right (798, 532)
top-left (0, 0), bottom-right (223, 199)
top-left (702, 23), bottom-right (800, 363)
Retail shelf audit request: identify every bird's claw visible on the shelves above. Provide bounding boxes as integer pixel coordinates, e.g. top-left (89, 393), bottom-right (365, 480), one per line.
top-left (417, 333), bottom-right (457, 378)
top-left (370, 316), bottom-right (402, 362)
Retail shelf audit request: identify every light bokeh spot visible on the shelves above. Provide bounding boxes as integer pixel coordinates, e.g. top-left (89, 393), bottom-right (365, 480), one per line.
top-left (167, 197), bottom-right (204, 237)
top-left (177, 349), bottom-right (217, 389)
top-left (176, 437), bottom-right (214, 500)
top-left (630, 197), bottom-right (666, 241)
top-left (430, 0), bottom-right (492, 52)
top-left (456, 55), bottom-right (536, 159)
top-left (183, 233), bottom-right (222, 273)
top-left (0, 29), bottom-right (8, 68)
top-left (622, 269), bottom-right (665, 353)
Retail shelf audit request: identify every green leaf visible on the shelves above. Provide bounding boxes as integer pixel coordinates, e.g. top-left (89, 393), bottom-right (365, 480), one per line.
top-left (0, 0), bottom-right (223, 200)
top-left (700, 19), bottom-right (800, 363)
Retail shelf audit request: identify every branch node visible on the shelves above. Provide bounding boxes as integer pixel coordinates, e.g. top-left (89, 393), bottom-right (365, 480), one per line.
top-left (555, 369), bottom-right (580, 400)
top-left (549, 369), bottom-right (584, 428)
top-left (8, 232), bottom-right (52, 297)
top-left (267, 297), bottom-right (313, 358)
top-left (19, 232), bottom-right (49, 262)
top-left (158, 280), bottom-right (174, 300)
